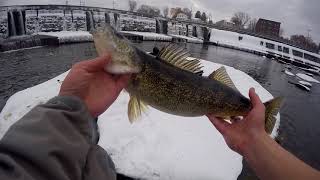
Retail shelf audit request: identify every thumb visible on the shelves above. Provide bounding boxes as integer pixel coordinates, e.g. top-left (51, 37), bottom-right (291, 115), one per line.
top-left (249, 88), bottom-right (263, 108)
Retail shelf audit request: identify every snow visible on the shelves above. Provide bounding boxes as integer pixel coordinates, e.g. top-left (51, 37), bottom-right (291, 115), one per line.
top-left (36, 31), bottom-right (93, 44)
top-left (169, 34), bottom-right (203, 44)
top-left (0, 60), bottom-right (280, 180)
top-left (284, 70), bottom-right (295, 76)
top-left (296, 73), bottom-right (320, 83)
top-left (295, 83), bottom-right (311, 91)
top-left (298, 81), bottom-right (312, 87)
top-left (120, 31), bottom-right (172, 41)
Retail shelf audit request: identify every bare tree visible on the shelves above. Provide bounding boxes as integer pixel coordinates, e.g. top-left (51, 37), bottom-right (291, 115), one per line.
top-left (231, 12), bottom-right (251, 28)
top-left (247, 18), bottom-right (257, 32)
top-left (195, 11), bottom-right (201, 18)
top-left (128, 0), bottom-right (137, 12)
top-left (163, 7), bottom-right (169, 18)
top-left (182, 8), bottom-right (192, 19)
top-left (137, 5), bottom-right (161, 17)
top-left (291, 34), bottom-right (318, 52)
top-left (201, 12), bottom-right (207, 22)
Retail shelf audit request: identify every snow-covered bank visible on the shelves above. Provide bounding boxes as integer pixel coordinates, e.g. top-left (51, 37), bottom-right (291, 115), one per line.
top-left (35, 31), bottom-right (203, 45)
top-left (0, 60), bottom-right (280, 180)
top-left (37, 31), bottom-right (93, 43)
top-left (120, 31), bottom-right (172, 41)
top-left (209, 29), bottom-right (320, 69)
top-left (169, 34), bottom-right (203, 44)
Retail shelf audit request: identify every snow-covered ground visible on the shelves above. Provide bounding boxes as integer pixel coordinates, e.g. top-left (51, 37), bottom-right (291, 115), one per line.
top-left (120, 31), bottom-right (172, 41)
top-left (169, 34), bottom-right (203, 44)
top-left (37, 31), bottom-right (93, 43)
top-left (0, 60), bottom-right (280, 180)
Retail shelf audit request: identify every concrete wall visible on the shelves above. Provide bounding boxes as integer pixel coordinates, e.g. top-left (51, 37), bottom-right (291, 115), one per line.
top-left (0, 9), bottom-right (8, 38)
top-left (0, 5), bottom-right (208, 40)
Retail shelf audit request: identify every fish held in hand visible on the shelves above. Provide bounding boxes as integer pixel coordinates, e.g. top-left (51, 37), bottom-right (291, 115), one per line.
top-left (92, 25), bottom-right (283, 134)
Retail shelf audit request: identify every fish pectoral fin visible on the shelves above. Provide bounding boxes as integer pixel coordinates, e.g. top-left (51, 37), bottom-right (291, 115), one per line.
top-left (128, 95), bottom-right (148, 123)
top-left (263, 97), bottom-right (284, 134)
top-left (209, 66), bottom-right (237, 90)
top-left (158, 44), bottom-right (203, 75)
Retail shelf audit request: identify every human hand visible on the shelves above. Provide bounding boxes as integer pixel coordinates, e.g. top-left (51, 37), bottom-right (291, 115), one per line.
top-left (207, 88), bottom-right (267, 155)
top-left (59, 55), bottom-right (131, 117)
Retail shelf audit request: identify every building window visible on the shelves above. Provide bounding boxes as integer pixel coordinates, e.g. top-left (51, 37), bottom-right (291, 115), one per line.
top-left (304, 53), bottom-right (319, 63)
top-left (292, 50), bottom-right (303, 58)
top-left (260, 41), bottom-right (264, 46)
top-left (278, 46), bottom-right (282, 52)
top-left (266, 43), bottom-right (275, 49)
top-left (283, 47), bottom-right (289, 54)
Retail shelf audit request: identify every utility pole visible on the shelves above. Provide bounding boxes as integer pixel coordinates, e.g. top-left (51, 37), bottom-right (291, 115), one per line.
top-left (307, 29), bottom-right (311, 39)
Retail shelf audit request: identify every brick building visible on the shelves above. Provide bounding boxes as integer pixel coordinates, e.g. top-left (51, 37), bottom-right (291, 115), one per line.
top-left (255, 18), bottom-right (281, 37)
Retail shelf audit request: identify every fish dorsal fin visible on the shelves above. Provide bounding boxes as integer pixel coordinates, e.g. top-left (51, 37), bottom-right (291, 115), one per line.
top-left (158, 44), bottom-right (203, 75)
top-left (128, 95), bottom-right (148, 123)
top-left (209, 66), bottom-right (237, 90)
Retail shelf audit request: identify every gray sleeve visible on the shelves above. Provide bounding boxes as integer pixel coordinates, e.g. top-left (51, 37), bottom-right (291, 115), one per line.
top-left (0, 96), bottom-right (116, 180)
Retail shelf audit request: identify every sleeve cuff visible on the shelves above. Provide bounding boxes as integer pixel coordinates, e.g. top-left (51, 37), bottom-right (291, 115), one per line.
top-left (46, 95), bottom-right (100, 144)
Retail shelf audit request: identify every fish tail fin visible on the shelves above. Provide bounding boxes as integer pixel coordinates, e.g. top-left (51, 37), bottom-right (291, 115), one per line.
top-left (263, 97), bottom-right (284, 134)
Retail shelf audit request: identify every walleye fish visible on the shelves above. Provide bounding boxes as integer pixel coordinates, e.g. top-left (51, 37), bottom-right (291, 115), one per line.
top-left (92, 26), bottom-right (283, 134)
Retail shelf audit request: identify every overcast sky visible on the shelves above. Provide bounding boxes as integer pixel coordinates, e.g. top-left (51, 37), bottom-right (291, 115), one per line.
top-left (1, 0), bottom-right (319, 44)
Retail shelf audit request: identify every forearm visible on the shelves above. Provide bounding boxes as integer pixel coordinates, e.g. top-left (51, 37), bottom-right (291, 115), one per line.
top-left (243, 132), bottom-right (320, 180)
top-left (0, 96), bottom-right (99, 179)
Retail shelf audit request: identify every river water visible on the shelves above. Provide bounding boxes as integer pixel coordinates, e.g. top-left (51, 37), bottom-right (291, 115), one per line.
top-left (0, 42), bottom-right (319, 179)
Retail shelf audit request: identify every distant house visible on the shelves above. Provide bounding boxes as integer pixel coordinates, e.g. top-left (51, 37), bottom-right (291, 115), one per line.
top-left (255, 18), bottom-right (281, 37)
top-left (175, 13), bottom-right (188, 21)
top-left (215, 20), bottom-right (235, 28)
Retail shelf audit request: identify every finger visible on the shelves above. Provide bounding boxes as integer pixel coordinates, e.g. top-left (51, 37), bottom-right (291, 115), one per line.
top-left (115, 74), bottom-right (131, 89)
top-left (79, 55), bottom-right (111, 72)
top-left (249, 88), bottom-right (264, 108)
top-left (207, 115), bottom-right (230, 135)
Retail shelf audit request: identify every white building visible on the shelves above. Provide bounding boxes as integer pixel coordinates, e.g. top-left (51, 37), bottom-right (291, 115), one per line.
top-left (176, 13), bottom-right (188, 21)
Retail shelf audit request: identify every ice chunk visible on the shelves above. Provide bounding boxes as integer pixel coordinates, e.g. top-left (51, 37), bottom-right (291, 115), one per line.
top-left (296, 73), bottom-right (320, 83)
top-left (284, 70), bottom-right (294, 76)
top-left (298, 81), bottom-right (312, 87)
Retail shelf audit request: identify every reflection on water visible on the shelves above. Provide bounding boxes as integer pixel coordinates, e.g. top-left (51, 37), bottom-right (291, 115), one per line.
top-left (1, 42), bottom-right (320, 179)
